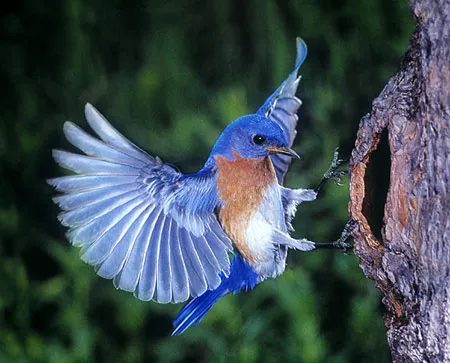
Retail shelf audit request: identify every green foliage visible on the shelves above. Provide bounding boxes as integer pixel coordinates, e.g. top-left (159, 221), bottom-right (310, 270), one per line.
top-left (0, 1), bottom-right (413, 362)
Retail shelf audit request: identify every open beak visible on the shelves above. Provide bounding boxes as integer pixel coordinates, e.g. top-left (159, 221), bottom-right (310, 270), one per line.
top-left (267, 146), bottom-right (300, 159)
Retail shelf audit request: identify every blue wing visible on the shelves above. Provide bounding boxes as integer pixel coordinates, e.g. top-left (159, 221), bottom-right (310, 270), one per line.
top-left (49, 104), bottom-right (232, 303)
top-left (257, 38), bottom-right (308, 183)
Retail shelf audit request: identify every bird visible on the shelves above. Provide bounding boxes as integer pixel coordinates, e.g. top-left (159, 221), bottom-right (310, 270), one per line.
top-left (48, 38), bottom-right (350, 336)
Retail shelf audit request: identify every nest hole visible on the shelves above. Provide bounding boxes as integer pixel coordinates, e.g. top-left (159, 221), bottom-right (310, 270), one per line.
top-left (361, 129), bottom-right (391, 240)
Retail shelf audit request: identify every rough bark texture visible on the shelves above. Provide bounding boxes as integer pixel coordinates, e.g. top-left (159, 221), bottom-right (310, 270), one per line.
top-left (348, 0), bottom-right (450, 362)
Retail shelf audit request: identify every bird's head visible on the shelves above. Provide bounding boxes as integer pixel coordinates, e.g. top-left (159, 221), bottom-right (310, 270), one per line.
top-left (206, 114), bottom-right (299, 163)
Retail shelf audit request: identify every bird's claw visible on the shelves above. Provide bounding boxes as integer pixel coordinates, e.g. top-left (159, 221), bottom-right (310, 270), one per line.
top-left (323, 148), bottom-right (348, 186)
top-left (326, 170), bottom-right (348, 186)
top-left (332, 240), bottom-right (353, 252)
top-left (314, 148), bottom-right (349, 193)
top-left (333, 219), bottom-right (356, 252)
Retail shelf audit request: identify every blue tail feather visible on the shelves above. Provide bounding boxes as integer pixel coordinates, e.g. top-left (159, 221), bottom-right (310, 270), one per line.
top-left (171, 254), bottom-right (259, 335)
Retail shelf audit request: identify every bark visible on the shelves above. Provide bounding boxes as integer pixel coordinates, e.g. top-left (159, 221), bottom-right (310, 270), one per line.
top-left (348, 0), bottom-right (450, 362)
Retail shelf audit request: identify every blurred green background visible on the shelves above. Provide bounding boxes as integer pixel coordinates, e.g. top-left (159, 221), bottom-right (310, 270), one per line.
top-left (1, 1), bottom-right (413, 362)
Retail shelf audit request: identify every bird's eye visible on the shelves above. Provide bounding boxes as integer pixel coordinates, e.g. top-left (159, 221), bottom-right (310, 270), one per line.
top-left (252, 134), bottom-right (266, 145)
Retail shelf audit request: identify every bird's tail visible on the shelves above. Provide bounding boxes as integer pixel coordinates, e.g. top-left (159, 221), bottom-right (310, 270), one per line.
top-left (171, 282), bottom-right (228, 336)
top-left (171, 254), bottom-right (259, 336)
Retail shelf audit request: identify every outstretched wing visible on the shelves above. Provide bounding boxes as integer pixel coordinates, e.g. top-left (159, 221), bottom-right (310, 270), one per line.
top-left (49, 104), bottom-right (232, 304)
top-left (257, 38), bottom-right (308, 184)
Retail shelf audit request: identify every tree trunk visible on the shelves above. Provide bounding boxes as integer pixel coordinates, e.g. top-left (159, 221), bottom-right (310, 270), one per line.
top-left (348, 0), bottom-right (450, 362)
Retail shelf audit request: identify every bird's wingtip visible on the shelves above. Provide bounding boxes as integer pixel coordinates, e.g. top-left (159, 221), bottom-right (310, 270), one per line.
top-left (84, 102), bottom-right (96, 118)
top-left (46, 177), bottom-right (56, 187)
top-left (295, 37), bottom-right (308, 67)
top-left (62, 120), bottom-right (77, 137)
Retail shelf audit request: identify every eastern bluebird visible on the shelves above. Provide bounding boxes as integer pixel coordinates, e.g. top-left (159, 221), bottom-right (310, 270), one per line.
top-left (49, 38), bottom-right (351, 336)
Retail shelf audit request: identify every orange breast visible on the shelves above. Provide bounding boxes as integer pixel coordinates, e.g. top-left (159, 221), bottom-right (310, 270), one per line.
top-left (215, 151), bottom-right (277, 262)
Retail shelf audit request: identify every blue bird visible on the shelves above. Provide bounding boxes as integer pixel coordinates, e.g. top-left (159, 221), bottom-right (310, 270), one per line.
top-left (49, 38), bottom-right (350, 336)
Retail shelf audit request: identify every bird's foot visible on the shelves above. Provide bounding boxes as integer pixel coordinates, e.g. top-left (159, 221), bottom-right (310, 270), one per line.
top-left (314, 148), bottom-right (348, 193)
top-left (314, 219), bottom-right (356, 252)
top-left (332, 219), bottom-right (356, 252)
top-left (324, 148), bottom-right (348, 186)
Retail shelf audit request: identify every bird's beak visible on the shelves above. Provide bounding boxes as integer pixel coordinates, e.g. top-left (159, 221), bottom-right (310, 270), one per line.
top-left (267, 146), bottom-right (300, 159)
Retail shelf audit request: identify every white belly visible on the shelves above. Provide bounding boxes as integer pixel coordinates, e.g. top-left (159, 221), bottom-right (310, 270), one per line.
top-left (246, 182), bottom-right (287, 278)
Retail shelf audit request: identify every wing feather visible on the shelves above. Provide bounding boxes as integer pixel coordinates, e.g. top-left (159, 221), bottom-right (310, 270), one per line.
top-left (60, 190), bottom-right (144, 229)
top-left (84, 103), bottom-right (150, 163)
top-left (50, 104), bottom-right (232, 303)
top-left (134, 209), bottom-right (165, 301)
top-left (52, 150), bottom-right (139, 175)
top-left (169, 227), bottom-right (190, 302)
top-left (63, 121), bottom-right (146, 167)
top-left (257, 38), bottom-right (308, 183)
top-left (155, 217), bottom-right (173, 303)
top-left (94, 204), bottom-right (147, 279)
top-left (206, 219), bottom-right (235, 268)
top-left (114, 206), bottom-right (158, 292)
top-left (48, 175), bottom-right (137, 193)
top-left (81, 201), bottom-right (150, 267)
top-left (191, 235), bottom-right (222, 288)
top-left (179, 228), bottom-right (208, 297)
top-left (53, 182), bottom-right (139, 210)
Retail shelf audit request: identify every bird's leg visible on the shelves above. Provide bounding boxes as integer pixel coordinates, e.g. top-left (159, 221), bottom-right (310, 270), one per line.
top-left (272, 230), bottom-right (316, 251)
top-left (314, 148), bottom-right (348, 194)
top-left (273, 219), bottom-right (355, 252)
top-left (281, 186), bottom-right (317, 204)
